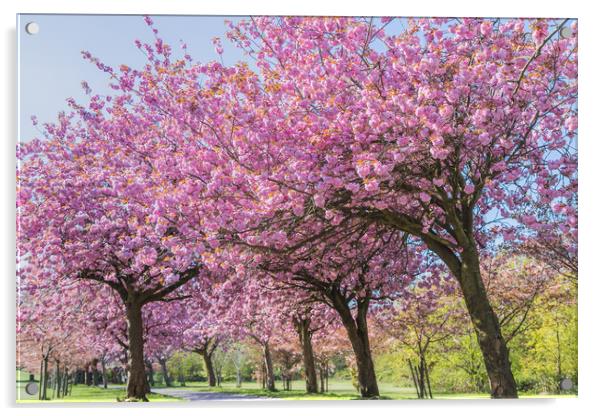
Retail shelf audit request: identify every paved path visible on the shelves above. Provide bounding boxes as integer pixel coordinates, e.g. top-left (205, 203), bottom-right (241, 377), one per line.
top-left (151, 387), bottom-right (280, 401)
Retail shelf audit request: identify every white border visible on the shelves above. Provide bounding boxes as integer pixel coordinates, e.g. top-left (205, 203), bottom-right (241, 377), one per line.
top-left (2, 1), bottom-right (600, 416)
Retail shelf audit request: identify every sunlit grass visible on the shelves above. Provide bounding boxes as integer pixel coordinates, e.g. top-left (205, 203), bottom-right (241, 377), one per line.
top-left (17, 368), bottom-right (576, 402)
top-left (154, 379), bottom-right (576, 400)
top-left (17, 383), bottom-right (181, 403)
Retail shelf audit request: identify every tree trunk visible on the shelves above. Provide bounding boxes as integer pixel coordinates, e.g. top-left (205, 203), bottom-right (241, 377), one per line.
top-left (92, 360), bottom-right (100, 386)
top-left (389, 207), bottom-right (518, 398)
top-left (101, 359), bottom-right (108, 389)
top-left (262, 343), bottom-right (276, 392)
top-left (41, 356), bottom-right (49, 400)
top-left (456, 249), bottom-right (518, 398)
top-left (125, 301), bottom-right (150, 401)
top-left (319, 367), bottom-right (325, 393)
top-left (63, 367), bottom-right (69, 397)
top-left (38, 359), bottom-right (44, 400)
top-left (331, 293), bottom-right (379, 398)
top-left (294, 317), bottom-right (319, 393)
top-left (408, 359), bottom-right (420, 398)
top-left (145, 359), bottom-right (155, 387)
top-left (424, 357), bottom-right (433, 399)
top-left (555, 313), bottom-right (562, 393)
top-left (236, 367), bottom-right (242, 388)
top-left (159, 358), bottom-right (172, 387)
top-left (201, 350), bottom-right (216, 387)
top-left (53, 360), bottom-right (60, 398)
top-left (261, 364), bottom-right (266, 389)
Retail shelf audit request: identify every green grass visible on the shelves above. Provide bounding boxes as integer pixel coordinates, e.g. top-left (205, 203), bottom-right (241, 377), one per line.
top-left (153, 379), bottom-right (577, 400)
top-left (152, 380), bottom-right (360, 400)
top-left (16, 383), bottom-right (181, 403)
top-left (16, 368), bottom-right (181, 402)
top-left (16, 367), bottom-right (576, 402)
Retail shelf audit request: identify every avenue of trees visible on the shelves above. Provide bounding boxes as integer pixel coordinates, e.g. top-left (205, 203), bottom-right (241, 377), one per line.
top-left (17, 17), bottom-right (577, 400)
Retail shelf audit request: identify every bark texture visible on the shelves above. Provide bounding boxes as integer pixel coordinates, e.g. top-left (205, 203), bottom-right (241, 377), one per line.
top-left (454, 248), bottom-right (518, 398)
top-left (125, 301), bottom-right (150, 401)
top-left (332, 292), bottom-right (379, 398)
top-left (262, 343), bottom-right (276, 392)
top-left (294, 317), bottom-right (319, 394)
top-left (201, 350), bottom-right (216, 387)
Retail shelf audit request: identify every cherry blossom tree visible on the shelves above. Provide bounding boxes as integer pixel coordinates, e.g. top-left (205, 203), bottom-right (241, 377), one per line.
top-left (178, 16), bottom-right (576, 397)
top-left (17, 53), bottom-right (220, 398)
top-left (17, 15), bottom-right (578, 401)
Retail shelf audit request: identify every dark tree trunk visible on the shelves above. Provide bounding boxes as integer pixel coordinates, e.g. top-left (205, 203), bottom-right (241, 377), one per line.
top-left (101, 359), bottom-right (108, 389)
top-left (424, 358), bottom-right (433, 399)
top-left (125, 301), bottom-right (150, 401)
top-left (42, 357), bottom-right (49, 400)
top-left (38, 359), bottom-right (44, 400)
top-left (294, 317), bottom-right (319, 393)
top-left (455, 249), bottom-right (518, 398)
top-left (319, 367), bottom-right (325, 393)
top-left (53, 360), bottom-right (60, 399)
top-left (262, 343), bottom-right (276, 392)
top-left (201, 350), bottom-right (216, 387)
top-left (408, 359), bottom-right (420, 398)
top-left (62, 367), bottom-right (69, 397)
top-left (92, 359), bottom-right (100, 386)
top-left (41, 356), bottom-right (49, 400)
top-left (158, 358), bottom-right (172, 387)
top-left (331, 293), bottom-right (379, 398)
top-left (145, 359), bottom-right (155, 387)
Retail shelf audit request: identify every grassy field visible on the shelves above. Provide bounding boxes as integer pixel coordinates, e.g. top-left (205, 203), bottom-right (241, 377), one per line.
top-left (17, 369), bottom-right (576, 402)
top-left (16, 370), bottom-right (180, 403)
top-left (152, 379), bottom-right (577, 400)
top-left (17, 384), bottom-right (181, 403)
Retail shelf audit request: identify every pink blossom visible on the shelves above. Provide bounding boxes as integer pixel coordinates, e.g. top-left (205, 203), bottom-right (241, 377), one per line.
top-left (478, 132), bottom-right (492, 145)
top-left (480, 21), bottom-right (493, 37)
top-left (565, 116), bottom-right (577, 132)
top-left (314, 194), bottom-right (326, 208)
top-left (433, 178), bottom-right (445, 187)
top-left (364, 179), bottom-right (380, 192)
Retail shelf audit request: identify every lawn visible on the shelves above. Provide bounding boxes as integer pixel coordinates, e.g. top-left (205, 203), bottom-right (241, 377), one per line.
top-left (152, 379), bottom-right (577, 400)
top-left (17, 384), bottom-right (181, 403)
top-left (16, 370), bottom-right (180, 403)
top-left (16, 368), bottom-right (576, 402)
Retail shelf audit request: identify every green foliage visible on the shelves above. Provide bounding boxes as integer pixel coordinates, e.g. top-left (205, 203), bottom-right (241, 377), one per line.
top-left (374, 350), bottom-right (412, 387)
top-left (349, 365), bottom-right (360, 393)
top-left (371, 276), bottom-right (577, 396)
top-left (510, 292), bottom-right (577, 394)
top-left (166, 351), bottom-right (205, 385)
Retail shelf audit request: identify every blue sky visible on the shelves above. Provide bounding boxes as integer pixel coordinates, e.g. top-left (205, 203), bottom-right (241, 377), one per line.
top-left (18, 14), bottom-right (246, 142)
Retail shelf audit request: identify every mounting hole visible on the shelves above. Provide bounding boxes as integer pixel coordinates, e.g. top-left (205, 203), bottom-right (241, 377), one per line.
top-left (560, 378), bottom-right (574, 391)
top-left (560, 26), bottom-right (572, 39)
top-left (25, 22), bottom-right (39, 35)
top-left (25, 381), bottom-right (39, 395)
